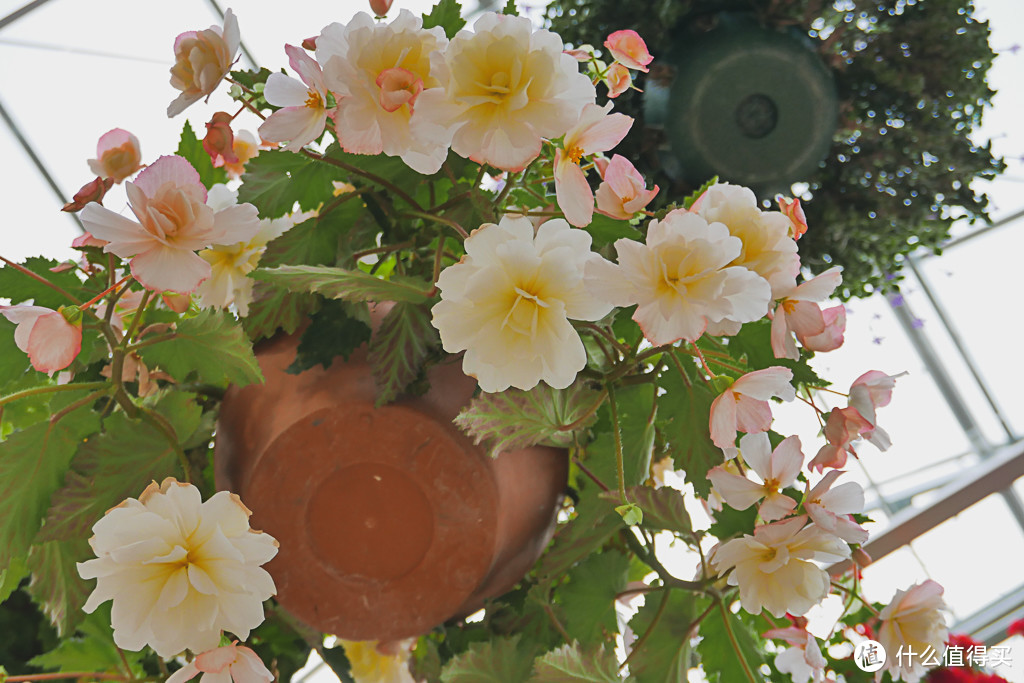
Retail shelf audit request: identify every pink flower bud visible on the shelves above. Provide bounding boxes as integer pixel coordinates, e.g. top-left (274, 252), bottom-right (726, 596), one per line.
top-left (852, 547), bottom-right (872, 568)
top-left (604, 30), bottom-right (653, 72)
top-left (204, 111), bottom-right (239, 166)
top-left (369, 0), bottom-right (393, 16)
top-left (776, 195), bottom-right (808, 239)
top-left (0, 305), bottom-right (82, 375)
top-left (301, 36), bottom-right (318, 51)
top-left (63, 176), bottom-right (115, 212)
top-left (595, 154), bottom-right (659, 220)
top-left (87, 128), bottom-right (142, 183)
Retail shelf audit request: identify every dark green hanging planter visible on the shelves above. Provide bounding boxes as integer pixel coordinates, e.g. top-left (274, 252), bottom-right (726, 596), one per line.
top-left (646, 14), bottom-right (838, 196)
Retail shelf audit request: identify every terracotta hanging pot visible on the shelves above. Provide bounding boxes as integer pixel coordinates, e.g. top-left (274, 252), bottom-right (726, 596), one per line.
top-left (214, 311), bottom-right (569, 642)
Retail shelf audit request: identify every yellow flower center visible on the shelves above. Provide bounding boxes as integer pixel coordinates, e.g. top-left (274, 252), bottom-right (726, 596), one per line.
top-left (305, 89), bottom-right (323, 110)
top-left (502, 286), bottom-right (549, 338)
top-left (565, 145), bottom-right (584, 165)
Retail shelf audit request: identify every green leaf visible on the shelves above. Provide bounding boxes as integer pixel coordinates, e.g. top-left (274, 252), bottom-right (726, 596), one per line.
top-left (422, 0), bottom-right (466, 39)
top-left (0, 257), bottom-right (85, 309)
top-left (286, 300), bottom-right (371, 374)
top-left (587, 384), bottom-right (656, 491)
top-left (682, 176), bottom-right (718, 210)
top-left (368, 302), bottom-right (439, 405)
top-left (454, 381), bottom-right (603, 458)
top-left (560, 551), bottom-right (629, 647)
top-left (176, 120), bottom-right (227, 190)
top-left (537, 491), bottom-right (622, 581)
top-left (238, 150), bottom-right (343, 218)
top-left (657, 368), bottom-right (721, 499)
top-left (627, 590), bottom-right (695, 683)
top-left (706, 502), bottom-right (758, 542)
top-left (441, 636), bottom-right (535, 683)
top-left (29, 602), bottom-right (140, 673)
top-left (25, 538), bottom-right (92, 637)
top-left (254, 264), bottom-right (432, 304)
top-left (136, 309), bottom-right (263, 387)
top-left (0, 319), bottom-right (27, 389)
top-left (502, 0), bottom-right (520, 16)
top-left (0, 556), bottom-right (28, 606)
top-left (624, 486), bottom-right (692, 536)
top-left (0, 408), bottom-right (100, 568)
top-left (584, 214), bottom-right (642, 249)
top-left (696, 601), bottom-right (765, 683)
top-left (530, 643), bottom-right (620, 682)
top-left (38, 391), bottom-right (201, 543)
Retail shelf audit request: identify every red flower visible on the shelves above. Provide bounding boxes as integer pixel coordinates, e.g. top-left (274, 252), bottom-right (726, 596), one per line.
top-left (1007, 617), bottom-right (1024, 637)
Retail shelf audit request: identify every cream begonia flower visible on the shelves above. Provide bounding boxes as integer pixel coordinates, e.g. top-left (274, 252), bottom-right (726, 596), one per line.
top-left (197, 185), bottom-right (313, 315)
top-left (804, 470), bottom-right (868, 544)
top-left (708, 367), bottom-right (795, 457)
top-left (707, 432), bottom-right (802, 522)
top-left (431, 216), bottom-right (612, 392)
top-left (584, 209), bottom-right (771, 346)
top-left (415, 12), bottom-right (595, 171)
top-left (259, 44), bottom-right (332, 153)
top-left (317, 10), bottom-right (450, 174)
top-left (764, 627), bottom-right (827, 683)
top-left (710, 516), bottom-right (849, 618)
top-left (690, 182), bottom-right (800, 300)
top-left (167, 642), bottom-right (273, 683)
top-left (80, 155), bottom-right (261, 294)
top-left (340, 640), bottom-right (416, 683)
top-left (77, 478), bottom-right (279, 658)
top-left (168, 8), bottom-right (240, 117)
top-left (877, 580), bottom-right (948, 682)
top-left (771, 267), bottom-right (844, 360)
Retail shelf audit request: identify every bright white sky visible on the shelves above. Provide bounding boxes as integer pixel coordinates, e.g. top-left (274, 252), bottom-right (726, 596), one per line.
top-left (2, 0), bottom-right (1024, 680)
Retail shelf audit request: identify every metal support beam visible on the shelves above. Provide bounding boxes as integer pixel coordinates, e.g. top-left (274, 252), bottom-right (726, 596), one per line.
top-left (0, 0), bottom-right (56, 31)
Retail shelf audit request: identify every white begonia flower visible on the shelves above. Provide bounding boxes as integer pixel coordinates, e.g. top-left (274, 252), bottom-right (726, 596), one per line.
top-left (710, 516), bottom-right (849, 618)
top-left (804, 470), bottom-right (869, 544)
top-left (77, 478), bottom-right (278, 658)
top-left (317, 10), bottom-right (450, 174)
top-left (197, 185), bottom-right (314, 315)
top-left (707, 432), bottom-right (802, 522)
top-left (431, 216), bottom-right (612, 392)
top-left (258, 44), bottom-right (332, 153)
top-left (585, 208), bottom-right (772, 346)
top-left (877, 580), bottom-right (949, 682)
top-left (414, 12), bottom-right (595, 171)
top-left (690, 183), bottom-right (800, 300)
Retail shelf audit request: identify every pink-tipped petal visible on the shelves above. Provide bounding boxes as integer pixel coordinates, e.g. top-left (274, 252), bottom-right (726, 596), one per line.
top-left (27, 312), bottom-right (82, 374)
top-left (554, 152), bottom-right (595, 227)
top-left (130, 245), bottom-right (212, 294)
top-left (133, 155), bottom-right (206, 201)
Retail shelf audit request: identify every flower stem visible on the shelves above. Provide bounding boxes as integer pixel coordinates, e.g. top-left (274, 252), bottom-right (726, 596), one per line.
top-left (140, 407), bottom-right (189, 483)
top-left (572, 455), bottom-right (611, 492)
top-left (0, 255), bottom-right (81, 305)
top-left (3, 674), bottom-right (127, 682)
top-left (717, 599), bottom-right (759, 683)
top-left (303, 149), bottom-right (424, 212)
top-left (621, 587), bottom-right (672, 670)
top-left (605, 381), bottom-right (628, 504)
top-left (403, 210), bottom-right (469, 240)
top-left (0, 381), bottom-right (111, 408)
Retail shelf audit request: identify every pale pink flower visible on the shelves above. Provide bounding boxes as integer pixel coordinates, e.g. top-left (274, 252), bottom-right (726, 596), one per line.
top-left (595, 154), bottom-right (658, 219)
top-left (604, 63), bottom-right (632, 98)
top-left (763, 627), bottom-right (826, 683)
top-left (72, 232), bottom-right (108, 248)
top-left (604, 30), bottom-right (653, 72)
top-left (804, 470), bottom-right (868, 544)
top-left (690, 183), bottom-right (800, 300)
top-left (0, 305), bottom-right (81, 375)
top-left (431, 216), bottom-right (612, 392)
top-left (564, 45), bottom-right (597, 62)
top-left (877, 581), bottom-right (948, 682)
top-left (800, 304), bottom-right (846, 353)
top-left (318, 11), bottom-right (450, 174)
top-left (771, 267), bottom-right (844, 360)
top-left (708, 367), bottom-right (795, 457)
top-left (776, 195), bottom-right (808, 240)
top-left (708, 433), bottom-right (802, 521)
top-left (168, 8), bottom-right (240, 117)
top-left (167, 643), bottom-right (273, 683)
top-left (259, 44), bottom-right (332, 152)
top-left (415, 12), bottom-right (595, 171)
top-left (554, 103), bottom-right (632, 226)
top-left (584, 209), bottom-right (771, 346)
top-left (80, 155), bottom-right (261, 294)
top-left (88, 129), bottom-right (142, 183)
top-left (77, 478), bottom-right (278, 658)
top-left (711, 516), bottom-right (849, 618)
top-left (848, 370), bottom-right (903, 426)
top-left (808, 406), bottom-right (875, 471)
